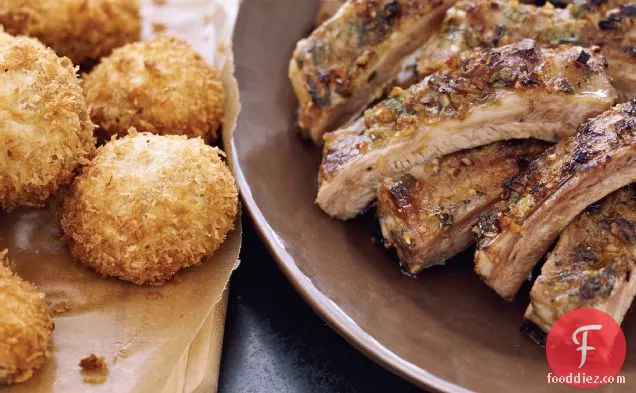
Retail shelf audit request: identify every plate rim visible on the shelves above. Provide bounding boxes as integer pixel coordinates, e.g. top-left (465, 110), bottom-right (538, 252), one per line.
top-left (229, 138), bottom-right (473, 393)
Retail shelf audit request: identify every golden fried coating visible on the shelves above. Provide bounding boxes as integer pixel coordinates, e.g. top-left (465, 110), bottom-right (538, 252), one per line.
top-left (0, 250), bottom-right (54, 385)
top-left (83, 36), bottom-right (225, 141)
top-left (60, 132), bottom-right (238, 285)
top-left (0, 0), bottom-right (141, 65)
top-left (0, 31), bottom-right (95, 211)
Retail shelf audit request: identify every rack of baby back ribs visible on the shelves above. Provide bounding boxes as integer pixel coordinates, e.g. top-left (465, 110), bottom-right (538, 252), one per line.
top-left (289, 0), bottom-right (636, 343)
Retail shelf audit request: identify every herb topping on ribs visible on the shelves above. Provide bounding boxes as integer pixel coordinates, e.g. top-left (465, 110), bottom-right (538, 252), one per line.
top-left (290, 0), bottom-right (454, 143)
top-left (475, 100), bottom-right (636, 301)
top-left (317, 40), bottom-right (615, 219)
top-left (377, 140), bottom-right (550, 274)
top-left (524, 186), bottom-right (636, 334)
top-left (416, 0), bottom-right (635, 102)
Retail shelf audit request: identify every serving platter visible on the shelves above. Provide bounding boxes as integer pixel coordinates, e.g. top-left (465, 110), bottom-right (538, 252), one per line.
top-left (230, 0), bottom-right (635, 391)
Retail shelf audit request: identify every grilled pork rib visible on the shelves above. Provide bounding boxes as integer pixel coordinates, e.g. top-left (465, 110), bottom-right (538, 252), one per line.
top-left (377, 140), bottom-right (550, 274)
top-left (596, 4), bottom-right (636, 101)
top-left (524, 186), bottom-right (636, 335)
top-left (290, 0), bottom-right (454, 143)
top-left (313, 0), bottom-right (422, 91)
top-left (475, 100), bottom-right (636, 301)
top-left (317, 40), bottom-right (616, 220)
top-left (416, 0), bottom-right (636, 100)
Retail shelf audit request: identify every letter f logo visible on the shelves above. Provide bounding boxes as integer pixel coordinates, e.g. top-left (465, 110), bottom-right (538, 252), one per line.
top-left (572, 324), bottom-right (602, 368)
top-left (546, 309), bottom-right (626, 388)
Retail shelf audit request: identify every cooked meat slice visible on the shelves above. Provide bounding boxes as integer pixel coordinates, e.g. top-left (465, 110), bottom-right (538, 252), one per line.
top-left (417, 0), bottom-right (594, 76)
top-left (596, 4), bottom-right (636, 102)
top-left (415, 0), bottom-right (636, 101)
top-left (314, 0), bottom-right (347, 26)
top-left (524, 186), bottom-right (636, 335)
top-left (377, 140), bottom-right (550, 274)
top-left (290, 0), bottom-right (454, 143)
top-left (317, 40), bottom-right (615, 219)
top-left (475, 100), bottom-right (636, 301)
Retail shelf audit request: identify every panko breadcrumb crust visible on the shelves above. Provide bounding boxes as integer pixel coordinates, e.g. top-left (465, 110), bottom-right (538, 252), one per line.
top-left (60, 132), bottom-right (238, 285)
top-left (0, 0), bottom-right (141, 65)
top-left (83, 36), bottom-right (225, 141)
top-left (0, 31), bottom-right (96, 211)
top-left (0, 250), bottom-right (54, 385)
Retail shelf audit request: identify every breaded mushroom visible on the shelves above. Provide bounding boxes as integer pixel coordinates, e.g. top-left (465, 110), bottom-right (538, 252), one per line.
top-left (0, 31), bottom-right (95, 211)
top-left (0, 0), bottom-right (141, 65)
top-left (0, 250), bottom-right (54, 385)
top-left (83, 36), bottom-right (225, 142)
top-left (60, 132), bottom-right (238, 285)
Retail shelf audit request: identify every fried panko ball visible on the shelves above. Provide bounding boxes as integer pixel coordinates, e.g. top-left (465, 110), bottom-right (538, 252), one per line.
top-left (0, 0), bottom-right (141, 65)
top-left (0, 31), bottom-right (95, 211)
top-left (83, 36), bottom-right (225, 142)
top-left (60, 132), bottom-right (238, 285)
top-left (0, 250), bottom-right (54, 385)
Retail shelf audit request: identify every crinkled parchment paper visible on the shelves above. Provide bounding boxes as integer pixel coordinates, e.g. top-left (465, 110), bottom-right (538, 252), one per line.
top-left (0, 0), bottom-right (242, 392)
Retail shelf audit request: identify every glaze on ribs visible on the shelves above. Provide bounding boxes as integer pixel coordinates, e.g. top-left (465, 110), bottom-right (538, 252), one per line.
top-left (475, 100), bottom-right (636, 301)
top-left (595, 3), bottom-right (636, 101)
top-left (524, 186), bottom-right (636, 335)
top-left (377, 140), bottom-right (550, 274)
top-left (416, 0), bottom-right (636, 101)
top-left (290, 0), bottom-right (455, 143)
top-left (317, 40), bottom-right (615, 219)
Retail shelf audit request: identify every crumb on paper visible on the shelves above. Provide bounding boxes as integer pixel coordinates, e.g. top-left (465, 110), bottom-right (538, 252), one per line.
top-left (113, 348), bottom-right (128, 364)
top-left (113, 338), bottom-right (134, 364)
top-left (79, 354), bottom-right (108, 384)
top-left (218, 42), bottom-right (227, 54)
top-left (147, 291), bottom-right (163, 300)
top-left (152, 22), bottom-right (166, 33)
top-left (51, 300), bottom-right (73, 315)
top-left (80, 354), bottom-right (107, 371)
top-left (153, 0), bottom-right (167, 5)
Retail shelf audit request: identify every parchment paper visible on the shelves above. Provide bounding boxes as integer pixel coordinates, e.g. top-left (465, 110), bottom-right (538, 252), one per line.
top-left (1, 0), bottom-right (242, 392)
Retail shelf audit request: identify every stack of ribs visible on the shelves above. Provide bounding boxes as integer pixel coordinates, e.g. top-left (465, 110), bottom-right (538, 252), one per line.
top-left (291, 0), bottom-right (636, 339)
top-left (524, 185), bottom-right (636, 343)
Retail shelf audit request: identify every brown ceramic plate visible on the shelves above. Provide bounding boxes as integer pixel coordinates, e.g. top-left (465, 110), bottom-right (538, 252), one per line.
top-left (230, 1), bottom-right (635, 391)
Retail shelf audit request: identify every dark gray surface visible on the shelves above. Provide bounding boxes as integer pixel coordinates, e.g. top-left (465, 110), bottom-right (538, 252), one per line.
top-left (218, 216), bottom-right (423, 393)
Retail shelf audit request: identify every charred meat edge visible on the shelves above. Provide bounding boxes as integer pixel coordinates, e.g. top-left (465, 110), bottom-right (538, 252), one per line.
top-left (317, 40), bottom-right (615, 219)
top-left (475, 100), bottom-right (636, 301)
top-left (524, 185), bottom-right (636, 334)
top-left (377, 140), bottom-right (550, 274)
top-left (415, 0), bottom-right (636, 100)
top-left (290, 0), bottom-right (453, 143)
